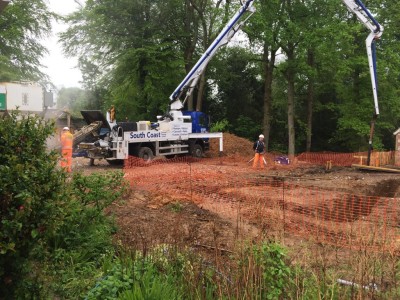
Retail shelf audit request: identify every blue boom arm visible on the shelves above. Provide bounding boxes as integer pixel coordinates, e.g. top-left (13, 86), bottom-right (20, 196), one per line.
top-left (169, 0), bottom-right (256, 111)
top-left (342, 0), bottom-right (383, 116)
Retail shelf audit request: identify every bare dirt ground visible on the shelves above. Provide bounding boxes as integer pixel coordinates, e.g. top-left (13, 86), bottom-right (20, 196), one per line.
top-left (71, 133), bottom-right (400, 254)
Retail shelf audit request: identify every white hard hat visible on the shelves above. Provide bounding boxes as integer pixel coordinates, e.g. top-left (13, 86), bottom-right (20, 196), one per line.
top-left (63, 127), bottom-right (69, 131)
top-left (259, 134), bottom-right (264, 138)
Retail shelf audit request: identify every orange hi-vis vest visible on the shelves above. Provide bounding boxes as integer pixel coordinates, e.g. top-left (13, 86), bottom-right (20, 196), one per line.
top-left (61, 131), bottom-right (73, 150)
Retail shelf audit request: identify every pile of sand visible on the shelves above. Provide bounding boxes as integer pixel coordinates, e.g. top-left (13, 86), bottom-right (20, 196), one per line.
top-left (209, 132), bottom-right (254, 158)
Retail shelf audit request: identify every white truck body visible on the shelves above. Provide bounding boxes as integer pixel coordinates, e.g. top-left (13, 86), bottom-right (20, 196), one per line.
top-left (111, 122), bottom-right (223, 160)
top-left (78, 110), bottom-right (223, 162)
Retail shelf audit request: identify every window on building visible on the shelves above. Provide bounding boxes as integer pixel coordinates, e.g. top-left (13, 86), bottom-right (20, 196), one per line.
top-left (22, 93), bottom-right (28, 106)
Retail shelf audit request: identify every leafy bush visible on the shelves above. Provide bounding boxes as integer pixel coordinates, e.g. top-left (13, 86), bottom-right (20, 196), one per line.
top-left (49, 171), bottom-right (128, 250)
top-left (85, 261), bottom-right (134, 299)
top-left (235, 242), bottom-right (292, 299)
top-left (0, 111), bottom-right (130, 298)
top-left (0, 111), bottom-right (65, 297)
top-left (118, 270), bottom-right (182, 300)
top-left (85, 246), bottom-right (185, 299)
top-left (210, 119), bottom-right (229, 132)
top-left (45, 171), bottom-right (129, 298)
top-left (254, 243), bottom-right (292, 299)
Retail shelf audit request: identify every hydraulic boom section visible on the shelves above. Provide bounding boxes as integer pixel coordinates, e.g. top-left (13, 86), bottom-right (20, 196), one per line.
top-left (342, 0), bottom-right (383, 116)
top-left (342, 0), bottom-right (383, 165)
top-left (169, 0), bottom-right (256, 112)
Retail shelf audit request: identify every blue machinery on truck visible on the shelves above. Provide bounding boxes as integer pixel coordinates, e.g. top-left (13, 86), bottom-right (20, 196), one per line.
top-left (78, 0), bottom-right (382, 164)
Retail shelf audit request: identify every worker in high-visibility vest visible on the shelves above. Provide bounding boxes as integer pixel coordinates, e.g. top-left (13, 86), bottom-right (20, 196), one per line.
top-left (60, 127), bottom-right (73, 172)
top-left (109, 105), bottom-right (115, 122)
top-left (252, 134), bottom-right (266, 169)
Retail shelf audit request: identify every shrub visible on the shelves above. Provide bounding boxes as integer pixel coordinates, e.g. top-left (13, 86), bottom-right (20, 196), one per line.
top-left (44, 171), bottom-right (129, 298)
top-left (0, 111), bottom-right (65, 297)
top-left (48, 171), bottom-right (128, 251)
top-left (210, 119), bottom-right (229, 133)
top-left (253, 243), bottom-right (292, 299)
top-left (0, 111), bottom-right (129, 298)
top-left (85, 246), bottom-right (185, 299)
top-left (235, 242), bottom-right (292, 299)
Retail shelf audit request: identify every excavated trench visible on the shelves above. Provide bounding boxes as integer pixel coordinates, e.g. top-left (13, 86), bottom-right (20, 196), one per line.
top-left (369, 178), bottom-right (400, 198)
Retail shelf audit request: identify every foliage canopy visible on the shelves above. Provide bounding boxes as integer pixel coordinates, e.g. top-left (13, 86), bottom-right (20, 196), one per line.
top-left (0, 0), bottom-right (55, 82)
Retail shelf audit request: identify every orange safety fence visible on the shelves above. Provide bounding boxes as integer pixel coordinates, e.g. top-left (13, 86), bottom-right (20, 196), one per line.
top-left (123, 155), bottom-right (400, 253)
top-left (296, 151), bottom-right (396, 167)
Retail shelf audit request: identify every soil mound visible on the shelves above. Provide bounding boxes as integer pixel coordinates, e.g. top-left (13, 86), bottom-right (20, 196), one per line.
top-left (209, 132), bottom-right (254, 158)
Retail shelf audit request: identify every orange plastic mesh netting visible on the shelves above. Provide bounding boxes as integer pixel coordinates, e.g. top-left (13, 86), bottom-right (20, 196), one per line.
top-left (123, 153), bottom-right (400, 253)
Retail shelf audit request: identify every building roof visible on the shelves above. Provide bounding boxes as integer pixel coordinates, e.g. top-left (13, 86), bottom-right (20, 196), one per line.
top-left (394, 128), bottom-right (400, 136)
top-left (0, 0), bottom-right (10, 14)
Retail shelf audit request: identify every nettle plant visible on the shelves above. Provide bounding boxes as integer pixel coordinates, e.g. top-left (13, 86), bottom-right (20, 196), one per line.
top-left (0, 111), bottom-right (65, 295)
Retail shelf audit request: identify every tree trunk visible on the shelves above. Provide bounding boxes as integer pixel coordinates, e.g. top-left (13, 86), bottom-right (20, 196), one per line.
top-left (184, 0), bottom-right (198, 111)
top-left (196, 72), bottom-right (206, 111)
top-left (195, 22), bottom-right (208, 112)
top-left (192, 0), bottom-right (230, 112)
top-left (306, 48), bottom-right (315, 152)
top-left (262, 44), bottom-right (277, 151)
top-left (287, 75), bottom-right (295, 158)
top-left (286, 46), bottom-right (296, 158)
top-left (185, 45), bottom-right (195, 111)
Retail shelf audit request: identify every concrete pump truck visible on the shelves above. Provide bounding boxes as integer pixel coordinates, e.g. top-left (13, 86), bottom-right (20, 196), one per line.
top-left (78, 0), bottom-right (256, 164)
top-left (77, 0), bottom-right (382, 165)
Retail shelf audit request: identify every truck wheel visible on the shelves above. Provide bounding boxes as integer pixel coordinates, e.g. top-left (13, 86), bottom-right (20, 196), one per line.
top-left (191, 144), bottom-right (203, 158)
top-left (138, 147), bottom-right (154, 161)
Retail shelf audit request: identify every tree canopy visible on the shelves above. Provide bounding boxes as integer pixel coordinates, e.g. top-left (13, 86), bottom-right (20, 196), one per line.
top-left (48, 0), bottom-right (400, 152)
top-left (2, 0), bottom-right (398, 153)
top-left (0, 0), bottom-right (55, 82)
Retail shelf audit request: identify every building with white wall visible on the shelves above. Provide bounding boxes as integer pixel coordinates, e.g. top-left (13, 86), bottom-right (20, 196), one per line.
top-left (0, 81), bottom-right (54, 113)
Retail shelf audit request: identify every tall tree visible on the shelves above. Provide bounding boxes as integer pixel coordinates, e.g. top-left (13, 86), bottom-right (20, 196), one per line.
top-left (278, 0), bottom-right (308, 157)
top-left (187, 0), bottom-right (238, 112)
top-left (180, 0), bottom-right (200, 111)
top-left (0, 0), bottom-right (54, 82)
top-left (61, 0), bottom-right (184, 120)
top-left (58, 0), bottom-right (400, 153)
top-left (208, 46), bottom-right (263, 139)
top-left (373, 0), bottom-right (400, 148)
top-left (298, 0), bottom-right (338, 152)
top-left (246, 0), bottom-right (283, 151)
top-left (328, 0), bottom-right (385, 151)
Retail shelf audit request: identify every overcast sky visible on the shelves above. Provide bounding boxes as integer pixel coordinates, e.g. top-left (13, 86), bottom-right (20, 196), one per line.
top-left (40, 0), bottom-right (83, 89)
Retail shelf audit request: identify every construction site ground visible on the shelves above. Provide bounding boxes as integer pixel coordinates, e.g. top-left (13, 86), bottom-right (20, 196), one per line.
top-left (71, 133), bottom-right (400, 257)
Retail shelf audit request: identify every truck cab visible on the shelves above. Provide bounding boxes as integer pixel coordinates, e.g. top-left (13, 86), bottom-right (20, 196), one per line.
top-left (182, 111), bottom-right (210, 133)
